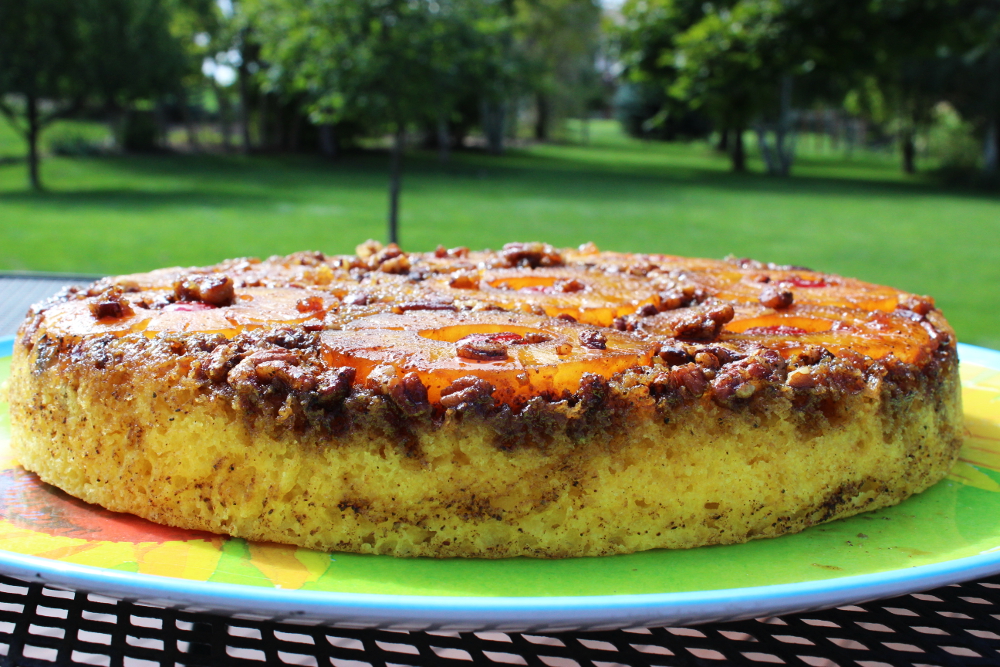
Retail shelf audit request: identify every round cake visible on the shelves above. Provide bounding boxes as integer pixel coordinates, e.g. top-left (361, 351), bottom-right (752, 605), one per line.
top-left (6, 242), bottom-right (962, 558)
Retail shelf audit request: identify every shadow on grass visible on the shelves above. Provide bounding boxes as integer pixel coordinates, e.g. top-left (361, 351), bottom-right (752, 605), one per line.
top-left (4, 146), bottom-right (999, 210)
top-left (470, 148), bottom-right (1000, 203)
top-left (0, 187), bottom-right (275, 210)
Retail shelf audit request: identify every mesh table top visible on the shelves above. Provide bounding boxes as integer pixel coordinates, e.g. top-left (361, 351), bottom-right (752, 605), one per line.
top-left (0, 274), bottom-right (98, 338)
top-left (2, 275), bottom-right (999, 666)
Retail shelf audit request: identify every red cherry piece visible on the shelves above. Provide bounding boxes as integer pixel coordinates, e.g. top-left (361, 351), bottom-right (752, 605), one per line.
top-left (163, 302), bottom-right (217, 312)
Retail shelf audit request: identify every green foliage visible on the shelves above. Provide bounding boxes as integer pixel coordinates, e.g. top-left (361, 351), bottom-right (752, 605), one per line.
top-left (928, 101), bottom-right (982, 172)
top-left (0, 0), bottom-right (189, 187)
top-left (77, 0), bottom-right (188, 107)
top-left (253, 0), bottom-right (513, 130)
top-left (0, 0), bottom-right (81, 105)
top-left (46, 122), bottom-right (113, 156)
top-left (616, 0), bottom-right (988, 175)
top-left (515, 0), bottom-right (603, 137)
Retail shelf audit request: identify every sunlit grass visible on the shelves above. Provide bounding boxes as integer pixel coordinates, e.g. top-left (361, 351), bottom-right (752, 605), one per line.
top-left (1, 118), bottom-right (998, 348)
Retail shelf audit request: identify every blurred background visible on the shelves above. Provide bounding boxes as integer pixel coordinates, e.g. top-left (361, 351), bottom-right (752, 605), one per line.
top-left (0, 0), bottom-right (997, 348)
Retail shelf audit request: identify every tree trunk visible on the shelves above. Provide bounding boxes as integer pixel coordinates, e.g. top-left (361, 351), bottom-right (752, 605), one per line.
top-left (776, 75), bottom-right (795, 176)
top-left (106, 106), bottom-right (125, 152)
top-left (289, 110), bottom-right (303, 153)
top-left (26, 94), bottom-right (41, 191)
top-left (731, 127), bottom-right (745, 173)
top-left (387, 125), bottom-right (405, 245)
top-left (437, 114), bottom-right (450, 163)
top-left (238, 50), bottom-right (252, 154)
top-left (213, 82), bottom-right (233, 151)
top-left (756, 126), bottom-right (777, 174)
top-left (482, 100), bottom-right (505, 155)
top-left (984, 117), bottom-right (999, 175)
top-left (534, 93), bottom-right (549, 141)
top-left (716, 128), bottom-right (729, 153)
top-left (901, 129), bottom-right (916, 174)
top-left (179, 97), bottom-right (201, 152)
top-left (319, 124), bottom-right (337, 158)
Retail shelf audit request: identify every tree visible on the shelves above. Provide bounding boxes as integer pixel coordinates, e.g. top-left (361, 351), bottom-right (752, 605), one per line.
top-left (669, 1), bottom-right (793, 172)
top-left (256, 0), bottom-right (512, 244)
top-left (0, 0), bottom-right (189, 189)
top-left (617, 0), bottom-right (719, 142)
top-left (929, 1), bottom-right (1000, 175)
top-left (516, 0), bottom-right (603, 141)
top-left (0, 0), bottom-right (84, 190)
top-left (78, 0), bottom-right (189, 147)
top-left (858, 0), bottom-right (962, 174)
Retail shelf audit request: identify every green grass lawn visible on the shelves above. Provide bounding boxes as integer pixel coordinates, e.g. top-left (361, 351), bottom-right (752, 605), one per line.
top-left (2, 119), bottom-right (998, 349)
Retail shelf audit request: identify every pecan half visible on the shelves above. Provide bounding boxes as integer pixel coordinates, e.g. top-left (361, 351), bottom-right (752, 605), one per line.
top-left (759, 286), bottom-right (794, 309)
top-left (174, 274), bottom-right (235, 307)
top-left (579, 330), bottom-right (607, 350)
top-left (88, 286), bottom-right (134, 320)
top-left (441, 376), bottom-right (496, 409)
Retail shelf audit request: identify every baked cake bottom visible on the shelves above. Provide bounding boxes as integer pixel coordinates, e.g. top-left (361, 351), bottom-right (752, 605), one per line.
top-left (8, 338), bottom-right (961, 559)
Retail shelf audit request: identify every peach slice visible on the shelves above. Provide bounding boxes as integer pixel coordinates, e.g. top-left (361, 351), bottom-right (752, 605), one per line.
top-left (322, 311), bottom-right (656, 404)
top-left (428, 267), bottom-right (659, 327)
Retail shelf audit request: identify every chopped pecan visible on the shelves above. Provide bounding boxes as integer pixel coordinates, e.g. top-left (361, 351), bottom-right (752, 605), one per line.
top-left (788, 345), bottom-right (832, 368)
top-left (499, 242), bottom-right (563, 268)
top-left (555, 279), bottom-right (586, 293)
top-left (379, 254), bottom-right (411, 274)
top-left (88, 286), bottom-right (134, 320)
top-left (659, 285), bottom-right (706, 311)
top-left (787, 367), bottom-right (818, 389)
top-left (205, 343), bottom-right (242, 382)
top-left (694, 351), bottom-right (720, 370)
top-left (711, 350), bottom-right (786, 405)
top-left (637, 303), bottom-right (659, 317)
top-left (287, 250), bottom-right (326, 266)
top-left (174, 274), bottom-right (235, 307)
top-left (343, 292), bottom-right (370, 306)
top-left (522, 331), bottom-right (552, 344)
top-left (657, 345), bottom-right (692, 366)
top-left (296, 296), bottom-right (325, 313)
top-left (314, 367), bottom-right (355, 403)
top-left (672, 363), bottom-right (708, 397)
top-left (391, 372), bottom-right (431, 416)
top-left (579, 329), bottom-right (607, 350)
top-left (456, 335), bottom-right (509, 361)
top-left (355, 239), bottom-right (383, 260)
top-left (441, 376), bottom-right (496, 409)
top-left (367, 364), bottom-right (401, 394)
top-left (759, 286), bottom-right (794, 309)
top-left (612, 316), bottom-right (634, 332)
top-left (897, 294), bottom-right (935, 317)
top-left (672, 303), bottom-right (735, 341)
top-left (228, 349), bottom-right (316, 392)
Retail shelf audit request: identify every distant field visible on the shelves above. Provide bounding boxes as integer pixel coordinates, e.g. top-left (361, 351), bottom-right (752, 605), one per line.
top-left (1, 119), bottom-right (998, 349)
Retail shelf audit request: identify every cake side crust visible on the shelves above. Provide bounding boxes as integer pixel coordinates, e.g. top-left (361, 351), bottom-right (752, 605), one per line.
top-left (8, 331), bottom-right (962, 558)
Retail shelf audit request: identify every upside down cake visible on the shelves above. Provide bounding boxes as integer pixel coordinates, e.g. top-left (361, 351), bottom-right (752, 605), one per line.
top-left (6, 242), bottom-right (962, 558)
